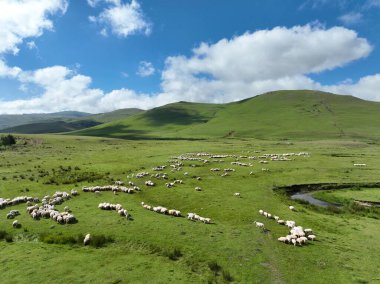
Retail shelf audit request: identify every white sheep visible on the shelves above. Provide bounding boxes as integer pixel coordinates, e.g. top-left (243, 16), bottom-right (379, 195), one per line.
top-left (307, 234), bottom-right (316, 241)
top-left (289, 205), bottom-right (295, 211)
top-left (259, 209), bottom-right (264, 215)
top-left (278, 237), bottom-right (287, 243)
top-left (254, 221), bottom-right (265, 229)
top-left (12, 220), bottom-right (20, 228)
top-left (84, 234), bottom-right (91, 245)
top-left (234, 192), bottom-right (241, 197)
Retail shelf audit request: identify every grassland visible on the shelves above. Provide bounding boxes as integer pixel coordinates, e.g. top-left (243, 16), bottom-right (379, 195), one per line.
top-left (313, 188), bottom-right (380, 204)
top-left (0, 135), bottom-right (380, 283)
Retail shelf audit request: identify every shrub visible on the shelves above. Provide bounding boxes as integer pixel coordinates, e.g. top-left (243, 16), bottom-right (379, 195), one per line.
top-left (0, 134), bottom-right (16, 146)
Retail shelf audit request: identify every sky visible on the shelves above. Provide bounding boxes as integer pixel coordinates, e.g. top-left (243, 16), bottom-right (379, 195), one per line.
top-left (1, 0), bottom-right (380, 114)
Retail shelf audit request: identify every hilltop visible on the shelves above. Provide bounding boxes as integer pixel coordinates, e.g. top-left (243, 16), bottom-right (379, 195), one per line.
top-left (74, 90), bottom-right (380, 140)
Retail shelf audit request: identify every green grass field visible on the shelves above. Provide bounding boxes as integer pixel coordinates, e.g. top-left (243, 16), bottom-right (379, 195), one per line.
top-left (1, 135), bottom-right (380, 283)
top-left (313, 188), bottom-right (380, 203)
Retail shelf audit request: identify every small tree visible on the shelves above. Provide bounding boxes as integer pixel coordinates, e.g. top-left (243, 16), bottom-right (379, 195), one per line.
top-left (1, 134), bottom-right (16, 146)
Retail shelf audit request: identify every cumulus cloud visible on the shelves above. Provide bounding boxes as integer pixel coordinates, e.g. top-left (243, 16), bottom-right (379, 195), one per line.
top-left (339, 12), bottom-right (363, 25)
top-left (89, 0), bottom-right (151, 38)
top-left (0, 0), bottom-right (67, 55)
top-left (137, 61), bottom-right (155, 77)
top-left (160, 24), bottom-right (372, 103)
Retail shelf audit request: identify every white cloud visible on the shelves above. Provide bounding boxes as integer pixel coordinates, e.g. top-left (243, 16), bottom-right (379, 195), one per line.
top-left (137, 61), bottom-right (155, 77)
top-left (364, 0), bottom-right (380, 8)
top-left (339, 12), bottom-right (363, 26)
top-left (323, 74), bottom-right (380, 101)
top-left (0, 0), bottom-right (67, 55)
top-left (89, 0), bottom-right (151, 38)
top-left (26, 41), bottom-right (37, 50)
top-left (160, 24), bottom-right (372, 103)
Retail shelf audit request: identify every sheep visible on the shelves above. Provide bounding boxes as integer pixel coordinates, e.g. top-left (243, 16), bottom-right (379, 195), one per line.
top-left (277, 219), bottom-right (285, 225)
top-left (145, 180), bottom-right (155, 186)
top-left (299, 236), bottom-right (308, 244)
top-left (289, 205), bottom-right (295, 211)
top-left (274, 216), bottom-right (279, 221)
top-left (285, 220), bottom-right (296, 228)
top-left (187, 213), bottom-right (195, 220)
top-left (259, 209), bottom-right (264, 215)
top-left (195, 186), bottom-right (202, 191)
top-left (278, 237), bottom-right (287, 243)
top-left (263, 212), bottom-right (268, 218)
top-left (307, 235), bottom-right (316, 241)
top-left (12, 220), bottom-right (20, 228)
top-left (234, 192), bottom-right (241, 197)
top-left (84, 234), bottom-right (91, 246)
top-left (254, 221), bottom-right (265, 229)
top-left (304, 228), bottom-right (313, 235)
top-left (64, 206), bottom-right (70, 212)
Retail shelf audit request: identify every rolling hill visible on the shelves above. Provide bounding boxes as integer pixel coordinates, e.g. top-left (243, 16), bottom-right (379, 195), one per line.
top-left (0, 108), bottom-right (143, 134)
top-left (0, 111), bottom-right (90, 130)
top-left (73, 90), bottom-right (380, 140)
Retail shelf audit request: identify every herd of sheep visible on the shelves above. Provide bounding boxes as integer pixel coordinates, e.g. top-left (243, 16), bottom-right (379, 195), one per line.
top-left (255, 206), bottom-right (317, 247)
top-left (1, 150), bottom-right (316, 249)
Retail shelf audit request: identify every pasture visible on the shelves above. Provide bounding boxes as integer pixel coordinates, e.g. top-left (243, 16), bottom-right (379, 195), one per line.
top-left (1, 135), bottom-right (380, 283)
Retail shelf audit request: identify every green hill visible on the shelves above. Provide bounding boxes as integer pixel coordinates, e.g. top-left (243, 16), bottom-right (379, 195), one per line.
top-left (73, 90), bottom-right (380, 140)
top-left (0, 108), bottom-right (143, 134)
top-left (0, 111), bottom-right (90, 130)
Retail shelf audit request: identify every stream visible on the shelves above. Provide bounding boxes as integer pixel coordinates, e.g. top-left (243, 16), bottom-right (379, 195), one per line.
top-left (290, 192), bottom-right (339, 207)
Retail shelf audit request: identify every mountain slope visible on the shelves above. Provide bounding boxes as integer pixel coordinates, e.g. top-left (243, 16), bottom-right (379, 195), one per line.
top-left (0, 108), bottom-right (143, 134)
top-left (0, 111), bottom-right (90, 130)
top-left (73, 90), bottom-right (380, 140)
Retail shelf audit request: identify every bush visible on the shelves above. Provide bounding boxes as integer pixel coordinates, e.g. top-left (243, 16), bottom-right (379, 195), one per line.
top-left (0, 134), bottom-right (16, 146)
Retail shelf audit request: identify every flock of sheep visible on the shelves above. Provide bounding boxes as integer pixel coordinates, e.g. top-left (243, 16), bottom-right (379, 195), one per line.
top-left (255, 206), bottom-right (317, 247)
top-left (1, 150), bottom-right (314, 249)
top-left (98, 202), bottom-right (129, 218)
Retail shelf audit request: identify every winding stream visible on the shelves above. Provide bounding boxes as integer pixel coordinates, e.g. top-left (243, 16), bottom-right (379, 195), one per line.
top-left (290, 192), bottom-right (339, 207)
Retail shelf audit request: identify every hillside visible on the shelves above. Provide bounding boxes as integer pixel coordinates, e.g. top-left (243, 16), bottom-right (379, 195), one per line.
top-left (73, 90), bottom-right (380, 140)
top-left (0, 108), bottom-right (143, 134)
top-left (0, 111), bottom-right (90, 130)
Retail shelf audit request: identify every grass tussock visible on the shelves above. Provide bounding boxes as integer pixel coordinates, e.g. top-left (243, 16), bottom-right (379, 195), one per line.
top-left (39, 233), bottom-right (114, 248)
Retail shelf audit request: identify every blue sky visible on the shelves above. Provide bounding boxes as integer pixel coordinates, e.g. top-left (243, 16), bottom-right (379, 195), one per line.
top-left (0, 0), bottom-right (380, 113)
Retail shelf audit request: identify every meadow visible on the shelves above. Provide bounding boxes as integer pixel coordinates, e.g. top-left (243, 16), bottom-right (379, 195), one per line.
top-left (0, 135), bottom-right (380, 283)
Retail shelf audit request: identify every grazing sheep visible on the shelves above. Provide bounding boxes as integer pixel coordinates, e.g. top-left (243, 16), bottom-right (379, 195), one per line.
top-left (234, 192), bottom-right (241, 197)
top-left (307, 235), bottom-right (316, 241)
top-left (84, 234), bottom-right (91, 246)
top-left (254, 221), bottom-right (265, 229)
top-left (289, 205), bottom-right (295, 211)
top-left (195, 186), bottom-right (202, 191)
top-left (277, 219), bottom-right (285, 225)
top-left (278, 237), bottom-right (287, 243)
top-left (12, 220), bottom-right (20, 228)
top-left (304, 228), bottom-right (313, 235)
top-left (187, 213), bottom-right (195, 220)
top-left (274, 216), bottom-right (279, 221)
